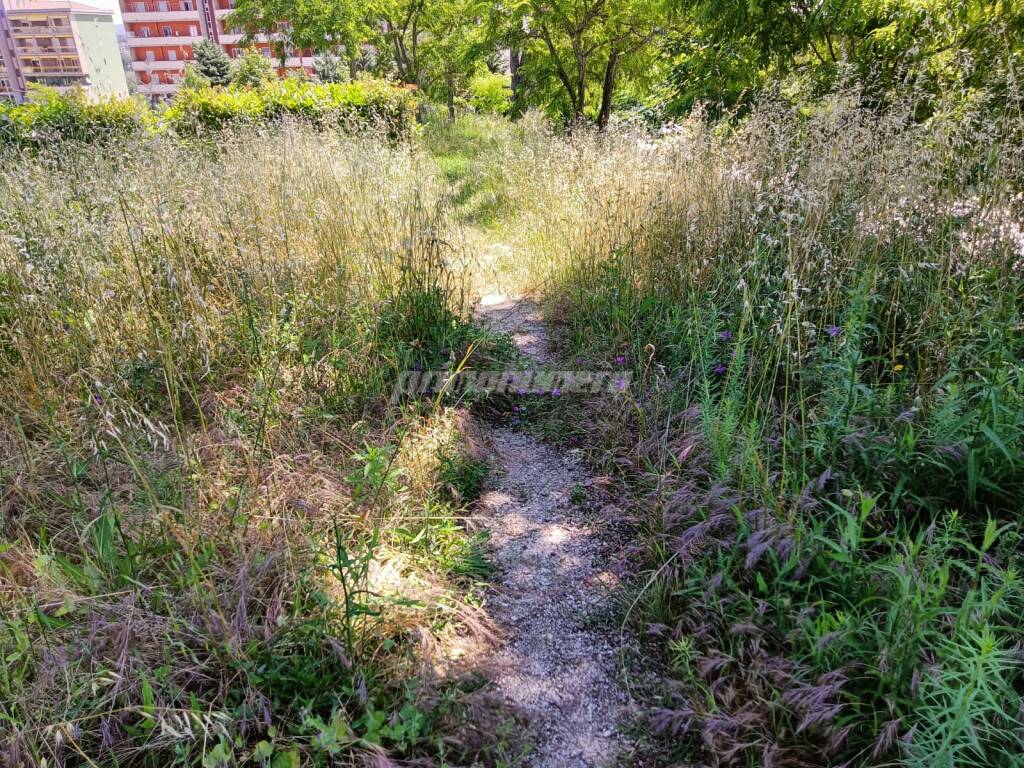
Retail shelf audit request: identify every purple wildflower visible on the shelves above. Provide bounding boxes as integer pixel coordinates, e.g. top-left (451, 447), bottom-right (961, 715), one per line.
top-left (551, 387), bottom-right (561, 397)
top-left (615, 355), bottom-right (625, 366)
top-left (826, 325), bottom-right (842, 338)
top-left (616, 377), bottom-right (627, 390)
top-left (712, 362), bottom-right (727, 375)
top-left (719, 330), bottom-right (733, 341)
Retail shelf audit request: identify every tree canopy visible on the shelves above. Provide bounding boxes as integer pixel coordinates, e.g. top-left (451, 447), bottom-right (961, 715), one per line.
top-left (222, 0), bottom-right (1024, 124)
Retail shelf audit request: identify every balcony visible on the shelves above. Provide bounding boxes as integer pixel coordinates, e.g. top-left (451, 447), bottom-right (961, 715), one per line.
top-left (132, 58), bottom-right (187, 70)
top-left (9, 24), bottom-right (73, 36)
top-left (218, 32), bottom-right (271, 44)
top-left (22, 66), bottom-right (85, 76)
top-left (14, 45), bottom-right (79, 56)
top-left (125, 34), bottom-right (204, 46)
top-left (122, 3), bottom-right (201, 23)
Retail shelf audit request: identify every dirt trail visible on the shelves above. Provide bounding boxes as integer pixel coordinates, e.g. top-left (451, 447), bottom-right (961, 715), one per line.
top-left (473, 294), bottom-right (631, 767)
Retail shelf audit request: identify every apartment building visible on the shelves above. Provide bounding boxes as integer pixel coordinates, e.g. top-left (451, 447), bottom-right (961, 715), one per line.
top-left (0, 0), bottom-right (128, 102)
top-left (120, 0), bottom-right (312, 99)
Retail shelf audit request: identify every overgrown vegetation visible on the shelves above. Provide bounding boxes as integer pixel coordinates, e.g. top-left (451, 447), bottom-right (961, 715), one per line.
top-left (454, 88), bottom-right (1024, 765)
top-left (0, 79), bottom-right (417, 146)
top-left (0, 126), bottom-right (510, 766)
top-left (3, 1), bottom-right (1024, 762)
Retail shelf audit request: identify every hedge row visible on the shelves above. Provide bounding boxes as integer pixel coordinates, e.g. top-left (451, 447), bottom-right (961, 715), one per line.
top-left (0, 79), bottom-right (419, 147)
top-left (0, 87), bottom-right (152, 146)
top-left (164, 79), bottom-right (418, 139)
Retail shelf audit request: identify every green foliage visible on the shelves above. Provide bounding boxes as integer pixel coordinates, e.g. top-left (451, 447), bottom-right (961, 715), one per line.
top-left (0, 80), bottom-right (418, 147)
top-left (491, 0), bottom-right (666, 125)
top-left (165, 78), bottom-right (418, 138)
top-left (313, 54), bottom-right (348, 83)
top-left (661, 0), bottom-right (1024, 116)
top-left (232, 47), bottom-right (277, 88)
top-left (193, 38), bottom-right (233, 87)
top-left (0, 86), bottom-right (150, 147)
top-left (468, 70), bottom-right (512, 115)
top-left (181, 62), bottom-right (213, 91)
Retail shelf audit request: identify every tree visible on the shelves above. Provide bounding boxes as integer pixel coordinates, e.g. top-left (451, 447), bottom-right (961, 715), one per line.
top-left (232, 47), bottom-right (276, 88)
top-left (491, 0), bottom-right (665, 127)
top-left (662, 0), bottom-right (1024, 116)
top-left (192, 38), bottom-right (232, 86)
top-left (227, 0), bottom-right (370, 76)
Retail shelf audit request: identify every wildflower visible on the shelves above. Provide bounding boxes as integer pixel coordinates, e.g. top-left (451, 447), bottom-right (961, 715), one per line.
top-left (551, 387), bottom-right (561, 397)
top-left (616, 377), bottom-right (627, 391)
top-left (826, 325), bottom-right (842, 338)
top-left (712, 362), bottom-right (727, 375)
top-left (516, 387), bottom-right (525, 396)
top-left (615, 355), bottom-right (625, 366)
top-left (894, 363), bottom-right (905, 372)
top-left (719, 330), bottom-right (733, 341)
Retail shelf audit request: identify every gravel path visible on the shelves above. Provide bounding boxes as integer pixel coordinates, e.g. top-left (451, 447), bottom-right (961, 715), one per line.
top-left (474, 294), bottom-right (629, 767)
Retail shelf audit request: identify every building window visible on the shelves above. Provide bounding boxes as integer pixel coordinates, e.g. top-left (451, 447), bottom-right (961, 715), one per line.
top-left (140, 27), bottom-right (151, 37)
top-left (182, 0), bottom-right (194, 9)
top-left (167, 50), bottom-right (176, 60)
top-left (161, 26), bottom-right (172, 36)
top-left (133, 2), bottom-right (144, 11)
top-left (188, 25), bottom-right (198, 35)
top-left (157, 1), bottom-right (169, 11)
top-left (145, 50), bottom-right (155, 61)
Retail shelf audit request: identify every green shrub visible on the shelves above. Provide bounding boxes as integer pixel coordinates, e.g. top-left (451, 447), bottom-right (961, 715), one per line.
top-left (468, 70), bottom-right (512, 115)
top-left (165, 79), bottom-right (419, 139)
top-left (0, 86), bottom-right (150, 146)
top-left (0, 80), bottom-right (418, 147)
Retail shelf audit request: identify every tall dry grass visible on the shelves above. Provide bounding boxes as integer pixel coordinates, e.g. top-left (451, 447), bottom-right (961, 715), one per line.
top-left (430, 92), bottom-right (1024, 765)
top-left (0, 125), bottom-right (499, 766)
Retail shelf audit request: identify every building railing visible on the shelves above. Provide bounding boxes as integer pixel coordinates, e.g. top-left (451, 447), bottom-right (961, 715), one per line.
top-left (21, 66), bottom-right (85, 75)
top-left (125, 1), bottom-right (199, 13)
top-left (9, 23), bottom-right (73, 35)
top-left (15, 44), bottom-right (79, 56)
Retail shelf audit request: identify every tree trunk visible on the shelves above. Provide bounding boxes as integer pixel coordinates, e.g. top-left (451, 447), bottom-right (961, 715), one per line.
top-left (509, 48), bottom-right (524, 100)
top-left (573, 46), bottom-right (587, 121)
top-left (447, 77), bottom-right (456, 122)
top-left (597, 50), bottom-right (618, 130)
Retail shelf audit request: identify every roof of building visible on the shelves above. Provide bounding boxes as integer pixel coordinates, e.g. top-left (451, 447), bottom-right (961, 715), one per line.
top-left (2, 0), bottom-right (115, 16)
